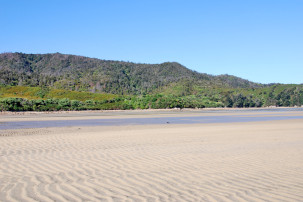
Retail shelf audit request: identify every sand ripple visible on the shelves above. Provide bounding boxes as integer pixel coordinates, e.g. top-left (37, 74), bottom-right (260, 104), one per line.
top-left (1, 121), bottom-right (303, 201)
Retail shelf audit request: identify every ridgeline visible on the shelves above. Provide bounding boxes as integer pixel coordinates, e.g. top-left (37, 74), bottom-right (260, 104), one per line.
top-left (0, 52), bottom-right (302, 111)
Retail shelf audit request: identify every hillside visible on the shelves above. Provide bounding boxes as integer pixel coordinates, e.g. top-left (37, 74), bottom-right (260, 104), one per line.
top-left (0, 52), bottom-right (260, 95)
top-left (0, 52), bottom-right (303, 111)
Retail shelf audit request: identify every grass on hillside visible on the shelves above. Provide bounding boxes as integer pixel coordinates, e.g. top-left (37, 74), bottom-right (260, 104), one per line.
top-left (0, 86), bottom-right (117, 101)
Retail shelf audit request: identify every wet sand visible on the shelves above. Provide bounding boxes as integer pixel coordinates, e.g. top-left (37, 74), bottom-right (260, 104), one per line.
top-left (1, 110), bottom-right (303, 201)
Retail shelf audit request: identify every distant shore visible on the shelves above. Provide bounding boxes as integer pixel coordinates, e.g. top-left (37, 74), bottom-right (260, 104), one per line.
top-left (1, 106), bottom-right (302, 116)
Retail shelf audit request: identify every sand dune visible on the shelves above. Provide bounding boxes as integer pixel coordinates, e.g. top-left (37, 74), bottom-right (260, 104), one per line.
top-left (1, 116), bottom-right (303, 201)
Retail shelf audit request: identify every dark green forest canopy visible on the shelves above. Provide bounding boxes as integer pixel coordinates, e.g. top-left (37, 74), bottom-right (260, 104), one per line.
top-left (0, 52), bottom-right (302, 111)
top-left (0, 52), bottom-right (261, 94)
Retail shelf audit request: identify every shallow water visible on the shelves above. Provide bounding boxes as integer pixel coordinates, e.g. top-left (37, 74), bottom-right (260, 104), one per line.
top-left (1, 114), bottom-right (303, 130)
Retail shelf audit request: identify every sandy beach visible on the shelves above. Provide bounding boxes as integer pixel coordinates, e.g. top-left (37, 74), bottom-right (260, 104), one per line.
top-left (1, 110), bottom-right (303, 201)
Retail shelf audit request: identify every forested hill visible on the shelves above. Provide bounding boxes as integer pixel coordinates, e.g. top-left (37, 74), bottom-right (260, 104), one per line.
top-left (1, 52), bottom-right (303, 111)
top-left (0, 52), bottom-right (261, 95)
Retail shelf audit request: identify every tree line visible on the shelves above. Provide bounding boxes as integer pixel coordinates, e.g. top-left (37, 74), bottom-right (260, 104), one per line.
top-left (1, 87), bottom-right (303, 111)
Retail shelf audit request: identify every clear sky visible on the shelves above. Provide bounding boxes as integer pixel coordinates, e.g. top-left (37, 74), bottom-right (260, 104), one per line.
top-left (1, 0), bottom-right (302, 84)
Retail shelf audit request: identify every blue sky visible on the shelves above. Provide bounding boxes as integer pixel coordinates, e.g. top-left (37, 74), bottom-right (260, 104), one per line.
top-left (1, 0), bottom-right (302, 84)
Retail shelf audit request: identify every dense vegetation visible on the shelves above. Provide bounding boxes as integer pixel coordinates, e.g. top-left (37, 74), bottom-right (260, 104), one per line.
top-left (0, 52), bottom-right (261, 94)
top-left (0, 52), bottom-right (302, 111)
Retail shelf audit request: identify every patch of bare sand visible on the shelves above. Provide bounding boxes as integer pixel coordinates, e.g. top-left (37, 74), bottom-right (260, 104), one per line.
top-left (1, 119), bottom-right (303, 201)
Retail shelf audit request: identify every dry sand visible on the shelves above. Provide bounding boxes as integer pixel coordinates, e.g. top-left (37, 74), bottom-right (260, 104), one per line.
top-left (1, 111), bottom-right (303, 201)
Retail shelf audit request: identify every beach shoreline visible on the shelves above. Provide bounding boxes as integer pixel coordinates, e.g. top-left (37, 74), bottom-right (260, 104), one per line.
top-left (1, 106), bottom-right (302, 116)
top-left (1, 117), bottom-right (303, 201)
